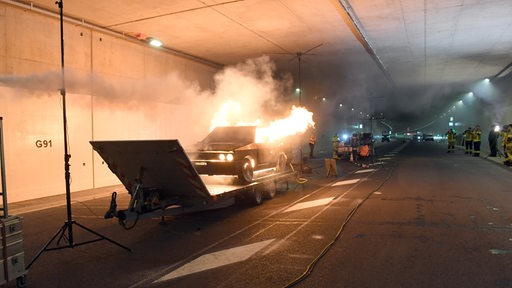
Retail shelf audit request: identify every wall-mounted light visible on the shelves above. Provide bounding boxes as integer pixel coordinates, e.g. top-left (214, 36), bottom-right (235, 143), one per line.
top-left (148, 38), bottom-right (163, 47)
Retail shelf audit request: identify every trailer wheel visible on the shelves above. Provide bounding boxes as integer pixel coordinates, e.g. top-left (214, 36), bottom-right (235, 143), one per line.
top-left (238, 159), bottom-right (254, 184)
top-left (16, 275), bottom-right (27, 288)
top-left (248, 189), bottom-right (263, 205)
top-left (263, 181), bottom-right (277, 199)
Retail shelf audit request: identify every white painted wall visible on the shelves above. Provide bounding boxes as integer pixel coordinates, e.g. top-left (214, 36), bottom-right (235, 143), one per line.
top-left (0, 4), bottom-right (218, 202)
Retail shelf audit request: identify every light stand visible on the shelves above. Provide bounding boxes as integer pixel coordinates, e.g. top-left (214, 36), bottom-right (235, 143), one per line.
top-left (292, 44), bottom-right (322, 176)
top-left (26, 0), bottom-right (130, 270)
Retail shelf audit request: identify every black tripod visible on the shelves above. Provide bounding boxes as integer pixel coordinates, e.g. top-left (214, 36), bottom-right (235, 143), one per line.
top-left (26, 0), bottom-right (131, 270)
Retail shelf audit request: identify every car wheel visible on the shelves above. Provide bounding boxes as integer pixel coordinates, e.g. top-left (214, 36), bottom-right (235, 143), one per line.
top-left (238, 159), bottom-right (254, 184)
top-left (248, 188), bottom-right (263, 205)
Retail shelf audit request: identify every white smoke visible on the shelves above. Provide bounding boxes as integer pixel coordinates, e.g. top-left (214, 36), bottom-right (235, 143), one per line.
top-left (0, 55), bottom-right (294, 146)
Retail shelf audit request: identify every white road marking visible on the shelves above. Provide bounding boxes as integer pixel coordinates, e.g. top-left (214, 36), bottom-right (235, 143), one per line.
top-left (154, 239), bottom-right (275, 282)
top-left (489, 249), bottom-right (512, 255)
top-left (283, 197), bottom-right (335, 213)
top-left (355, 169), bottom-right (375, 173)
top-left (332, 179), bottom-right (360, 186)
top-left (378, 157), bottom-right (392, 161)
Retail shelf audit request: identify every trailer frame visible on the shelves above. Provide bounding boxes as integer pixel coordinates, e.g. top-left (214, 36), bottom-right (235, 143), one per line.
top-left (91, 140), bottom-right (297, 229)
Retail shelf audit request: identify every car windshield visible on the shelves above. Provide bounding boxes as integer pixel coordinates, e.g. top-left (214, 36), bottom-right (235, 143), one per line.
top-left (198, 126), bottom-right (256, 150)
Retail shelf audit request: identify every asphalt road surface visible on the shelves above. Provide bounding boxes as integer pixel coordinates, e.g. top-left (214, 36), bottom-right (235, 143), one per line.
top-left (8, 139), bottom-right (512, 287)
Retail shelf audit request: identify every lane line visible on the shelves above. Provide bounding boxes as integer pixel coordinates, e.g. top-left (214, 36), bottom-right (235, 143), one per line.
top-left (154, 239), bottom-right (275, 282)
top-left (332, 179), bottom-right (360, 186)
top-left (283, 197), bottom-right (335, 213)
top-left (356, 169), bottom-right (376, 173)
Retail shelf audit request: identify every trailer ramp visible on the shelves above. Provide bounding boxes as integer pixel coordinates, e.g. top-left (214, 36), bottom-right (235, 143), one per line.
top-left (91, 140), bottom-right (221, 220)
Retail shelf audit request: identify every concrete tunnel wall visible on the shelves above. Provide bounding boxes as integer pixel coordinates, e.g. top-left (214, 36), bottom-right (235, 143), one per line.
top-left (0, 4), bottom-right (219, 202)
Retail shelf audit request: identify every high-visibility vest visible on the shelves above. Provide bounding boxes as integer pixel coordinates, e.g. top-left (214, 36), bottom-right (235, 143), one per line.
top-left (473, 130), bottom-right (481, 142)
top-left (464, 130), bottom-right (473, 141)
top-left (446, 131), bottom-right (456, 142)
top-left (502, 131), bottom-right (509, 146)
top-left (507, 133), bottom-right (512, 145)
top-left (359, 145), bottom-right (370, 157)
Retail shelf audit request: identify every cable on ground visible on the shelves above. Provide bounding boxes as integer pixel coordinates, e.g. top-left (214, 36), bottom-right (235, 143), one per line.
top-left (283, 161), bottom-right (398, 287)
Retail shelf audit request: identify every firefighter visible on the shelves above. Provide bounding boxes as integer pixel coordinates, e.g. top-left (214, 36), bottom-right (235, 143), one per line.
top-left (350, 133), bottom-right (359, 163)
top-left (463, 127), bottom-right (473, 154)
top-left (331, 133), bottom-right (340, 159)
top-left (472, 125), bottom-right (482, 157)
top-left (500, 125), bottom-right (509, 158)
top-left (445, 128), bottom-right (456, 153)
top-left (504, 132), bottom-right (512, 166)
top-left (487, 125), bottom-right (499, 157)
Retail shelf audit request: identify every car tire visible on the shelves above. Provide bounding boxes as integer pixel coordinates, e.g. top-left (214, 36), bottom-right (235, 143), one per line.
top-left (248, 188), bottom-right (263, 205)
top-left (237, 158), bottom-right (254, 184)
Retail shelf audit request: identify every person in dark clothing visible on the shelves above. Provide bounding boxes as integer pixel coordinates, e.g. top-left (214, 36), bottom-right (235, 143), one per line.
top-left (488, 125), bottom-right (499, 157)
top-left (308, 133), bottom-right (316, 159)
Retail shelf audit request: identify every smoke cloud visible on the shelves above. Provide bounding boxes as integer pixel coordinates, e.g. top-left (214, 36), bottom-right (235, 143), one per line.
top-left (0, 56), bottom-right (295, 146)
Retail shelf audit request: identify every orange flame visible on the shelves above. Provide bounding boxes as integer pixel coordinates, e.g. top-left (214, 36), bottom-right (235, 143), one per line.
top-left (255, 106), bottom-right (314, 143)
top-left (209, 100), bottom-right (260, 131)
top-left (210, 100), bottom-right (315, 143)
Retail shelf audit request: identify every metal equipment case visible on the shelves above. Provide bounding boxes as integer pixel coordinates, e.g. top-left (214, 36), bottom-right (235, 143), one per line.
top-left (0, 216), bottom-right (25, 286)
top-left (0, 117), bottom-right (27, 287)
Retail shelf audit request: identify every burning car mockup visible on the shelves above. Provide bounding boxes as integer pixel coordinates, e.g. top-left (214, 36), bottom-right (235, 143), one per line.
top-left (188, 126), bottom-right (290, 184)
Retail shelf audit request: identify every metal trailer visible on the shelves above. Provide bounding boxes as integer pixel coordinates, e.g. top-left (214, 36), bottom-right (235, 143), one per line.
top-left (90, 140), bottom-right (296, 228)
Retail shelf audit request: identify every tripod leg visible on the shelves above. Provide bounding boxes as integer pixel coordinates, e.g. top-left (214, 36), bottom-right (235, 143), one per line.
top-left (73, 221), bottom-right (132, 252)
top-left (26, 223), bottom-right (69, 270)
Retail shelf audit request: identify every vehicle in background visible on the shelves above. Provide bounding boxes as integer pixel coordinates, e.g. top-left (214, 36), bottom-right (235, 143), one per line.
top-left (422, 133), bottom-right (434, 141)
top-left (381, 130), bottom-right (390, 142)
top-left (188, 126), bottom-right (290, 184)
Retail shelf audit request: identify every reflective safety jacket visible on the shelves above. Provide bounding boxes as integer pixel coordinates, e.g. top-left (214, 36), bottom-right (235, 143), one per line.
top-left (472, 129), bottom-right (482, 142)
top-left (446, 130), bottom-right (456, 142)
top-left (359, 145), bottom-right (370, 157)
top-left (502, 131), bottom-right (509, 146)
top-left (464, 130), bottom-right (473, 141)
top-left (507, 133), bottom-right (512, 145)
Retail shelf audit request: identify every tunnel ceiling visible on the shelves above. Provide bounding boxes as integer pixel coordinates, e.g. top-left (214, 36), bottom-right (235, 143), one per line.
top-left (18, 0), bottom-right (512, 130)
